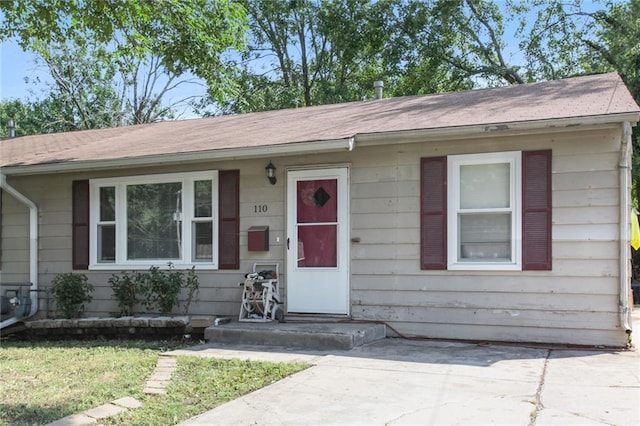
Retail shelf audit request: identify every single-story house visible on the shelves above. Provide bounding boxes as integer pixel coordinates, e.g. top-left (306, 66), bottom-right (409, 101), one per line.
top-left (1, 72), bottom-right (639, 346)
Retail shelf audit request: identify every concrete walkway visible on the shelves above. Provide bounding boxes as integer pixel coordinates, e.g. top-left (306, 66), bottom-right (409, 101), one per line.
top-left (171, 326), bottom-right (640, 425)
top-left (44, 312), bottom-right (640, 426)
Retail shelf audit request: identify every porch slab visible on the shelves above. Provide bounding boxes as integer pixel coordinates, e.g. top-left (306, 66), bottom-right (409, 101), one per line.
top-left (203, 320), bottom-right (386, 350)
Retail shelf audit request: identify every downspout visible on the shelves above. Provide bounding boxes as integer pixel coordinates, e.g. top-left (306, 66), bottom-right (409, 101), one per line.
top-left (619, 122), bottom-right (633, 336)
top-left (0, 172), bottom-right (38, 329)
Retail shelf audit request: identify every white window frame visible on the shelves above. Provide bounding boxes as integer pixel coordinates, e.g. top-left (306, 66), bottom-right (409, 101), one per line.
top-left (447, 151), bottom-right (521, 271)
top-left (89, 171), bottom-right (219, 270)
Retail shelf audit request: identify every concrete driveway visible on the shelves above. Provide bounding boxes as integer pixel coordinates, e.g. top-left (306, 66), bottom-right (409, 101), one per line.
top-left (171, 333), bottom-right (640, 426)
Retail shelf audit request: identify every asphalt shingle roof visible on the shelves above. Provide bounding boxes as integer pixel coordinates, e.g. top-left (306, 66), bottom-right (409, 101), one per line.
top-left (1, 72), bottom-right (638, 170)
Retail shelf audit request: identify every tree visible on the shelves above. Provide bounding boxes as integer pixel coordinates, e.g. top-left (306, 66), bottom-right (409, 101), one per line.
top-left (218, 0), bottom-right (479, 114)
top-left (33, 40), bottom-right (203, 128)
top-left (0, 41), bottom-right (180, 134)
top-left (0, 95), bottom-right (94, 137)
top-left (219, 0), bottom-right (531, 114)
top-left (118, 54), bottom-right (201, 125)
top-left (388, 0), bottom-right (533, 89)
top-left (0, 0), bottom-right (247, 103)
top-left (0, 99), bottom-right (40, 137)
top-left (34, 42), bottom-right (124, 130)
top-left (219, 0), bottom-right (409, 113)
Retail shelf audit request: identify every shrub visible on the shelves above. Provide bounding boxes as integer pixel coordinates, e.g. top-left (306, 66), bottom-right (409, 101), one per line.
top-left (109, 264), bottom-right (200, 316)
top-left (50, 273), bottom-right (94, 318)
top-left (138, 265), bottom-right (183, 315)
top-left (182, 266), bottom-right (200, 315)
top-left (108, 271), bottom-right (138, 317)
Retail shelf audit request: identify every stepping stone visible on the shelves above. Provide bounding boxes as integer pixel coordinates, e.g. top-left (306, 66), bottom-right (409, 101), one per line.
top-left (112, 397), bottom-right (143, 409)
top-left (83, 403), bottom-right (126, 419)
top-left (46, 414), bottom-right (96, 425)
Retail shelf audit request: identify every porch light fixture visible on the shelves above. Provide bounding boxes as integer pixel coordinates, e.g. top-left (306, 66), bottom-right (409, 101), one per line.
top-left (266, 161), bottom-right (277, 185)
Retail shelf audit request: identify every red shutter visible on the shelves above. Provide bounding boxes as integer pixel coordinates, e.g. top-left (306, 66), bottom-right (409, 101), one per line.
top-left (72, 180), bottom-right (90, 270)
top-left (522, 150), bottom-right (552, 270)
top-left (218, 170), bottom-right (240, 269)
top-left (421, 157), bottom-right (447, 270)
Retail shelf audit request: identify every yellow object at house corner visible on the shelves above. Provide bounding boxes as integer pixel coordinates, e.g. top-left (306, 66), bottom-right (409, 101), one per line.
top-left (631, 210), bottom-right (640, 250)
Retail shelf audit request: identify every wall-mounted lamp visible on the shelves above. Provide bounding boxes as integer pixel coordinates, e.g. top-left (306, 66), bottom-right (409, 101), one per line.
top-left (265, 161), bottom-right (277, 185)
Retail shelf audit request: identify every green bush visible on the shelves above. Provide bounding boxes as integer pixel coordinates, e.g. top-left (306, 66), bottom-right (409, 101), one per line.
top-left (182, 266), bottom-right (200, 315)
top-left (50, 273), bottom-right (94, 318)
top-left (109, 265), bottom-right (200, 316)
top-left (108, 271), bottom-right (138, 316)
top-left (139, 265), bottom-right (183, 315)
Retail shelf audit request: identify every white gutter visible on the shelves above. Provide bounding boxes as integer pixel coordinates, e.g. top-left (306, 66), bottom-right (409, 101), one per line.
top-left (0, 173), bottom-right (38, 329)
top-left (355, 114), bottom-right (638, 146)
top-left (1, 137), bottom-right (356, 176)
top-left (619, 122), bottom-right (633, 337)
top-left (3, 114), bottom-right (638, 177)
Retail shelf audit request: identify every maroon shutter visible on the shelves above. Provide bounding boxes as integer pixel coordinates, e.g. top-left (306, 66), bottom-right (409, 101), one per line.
top-left (522, 150), bottom-right (552, 270)
top-left (421, 157), bottom-right (447, 270)
top-left (218, 170), bottom-right (240, 269)
top-left (72, 180), bottom-right (90, 270)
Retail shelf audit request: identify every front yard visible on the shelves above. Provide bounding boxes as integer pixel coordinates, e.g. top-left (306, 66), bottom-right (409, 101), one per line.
top-left (0, 339), bottom-right (308, 425)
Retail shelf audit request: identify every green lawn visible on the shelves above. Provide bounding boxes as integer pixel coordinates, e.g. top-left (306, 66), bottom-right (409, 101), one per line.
top-left (0, 340), bottom-right (308, 426)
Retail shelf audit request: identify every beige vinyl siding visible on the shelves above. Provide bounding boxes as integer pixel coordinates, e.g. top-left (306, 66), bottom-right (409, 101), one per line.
top-left (348, 127), bottom-right (625, 346)
top-left (1, 124), bottom-right (628, 346)
top-left (0, 187), bottom-right (30, 283)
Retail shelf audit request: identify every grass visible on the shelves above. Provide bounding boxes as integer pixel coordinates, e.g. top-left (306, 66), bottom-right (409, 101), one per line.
top-left (0, 340), bottom-right (308, 426)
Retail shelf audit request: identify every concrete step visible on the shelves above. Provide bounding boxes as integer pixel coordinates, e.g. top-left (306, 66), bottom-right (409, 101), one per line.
top-left (204, 320), bottom-right (386, 350)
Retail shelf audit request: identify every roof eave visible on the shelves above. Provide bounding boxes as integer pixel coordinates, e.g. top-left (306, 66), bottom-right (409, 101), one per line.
top-left (354, 113), bottom-right (640, 146)
top-left (0, 137), bottom-right (355, 176)
top-left (2, 112), bottom-right (638, 176)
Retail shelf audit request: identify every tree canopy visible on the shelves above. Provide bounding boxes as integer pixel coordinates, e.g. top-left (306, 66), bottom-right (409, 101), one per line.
top-left (219, 0), bottom-right (477, 114)
top-left (214, 0), bottom-right (638, 114)
top-left (0, 0), bottom-right (247, 101)
top-left (1, 0), bottom-right (638, 125)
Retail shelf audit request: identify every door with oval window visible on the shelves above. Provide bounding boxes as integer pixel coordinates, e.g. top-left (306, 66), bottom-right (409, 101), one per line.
top-left (286, 167), bottom-right (349, 314)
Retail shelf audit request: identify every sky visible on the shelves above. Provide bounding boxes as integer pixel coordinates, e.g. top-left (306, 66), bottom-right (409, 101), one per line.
top-left (0, 40), bottom-right (51, 101)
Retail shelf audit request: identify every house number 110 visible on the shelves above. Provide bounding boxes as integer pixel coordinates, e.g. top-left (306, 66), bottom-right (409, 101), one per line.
top-left (254, 204), bottom-right (268, 213)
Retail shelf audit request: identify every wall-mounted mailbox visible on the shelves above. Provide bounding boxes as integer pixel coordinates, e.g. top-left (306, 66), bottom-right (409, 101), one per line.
top-left (248, 226), bottom-right (269, 251)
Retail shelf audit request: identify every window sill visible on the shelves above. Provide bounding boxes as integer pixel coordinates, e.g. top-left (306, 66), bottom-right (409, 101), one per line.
top-left (447, 262), bottom-right (521, 272)
top-left (89, 263), bottom-right (218, 271)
